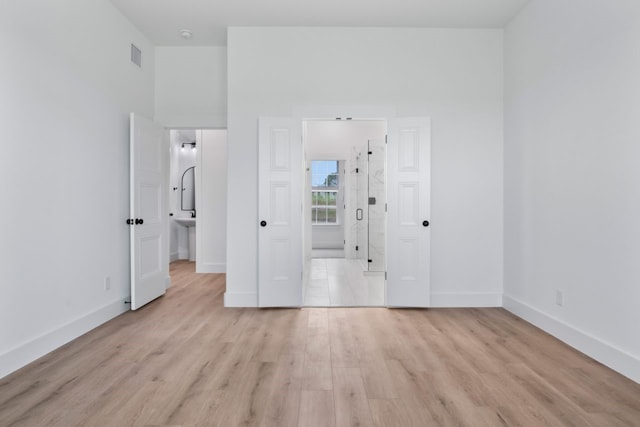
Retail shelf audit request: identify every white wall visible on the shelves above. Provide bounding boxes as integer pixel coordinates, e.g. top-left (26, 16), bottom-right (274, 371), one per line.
top-left (0, 0), bottom-right (155, 378)
top-left (196, 130), bottom-right (228, 272)
top-left (155, 47), bottom-right (227, 128)
top-left (504, 0), bottom-right (640, 382)
top-left (226, 27), bottom-right (504, 307)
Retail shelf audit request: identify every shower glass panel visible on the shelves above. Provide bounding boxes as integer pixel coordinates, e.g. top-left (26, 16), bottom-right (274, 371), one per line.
top-left (356, 152), bottom-right (368, 270)
top-left (354, 140), bottom-right (386, 272)
top-left (367, 139), bottom-right (386, 272)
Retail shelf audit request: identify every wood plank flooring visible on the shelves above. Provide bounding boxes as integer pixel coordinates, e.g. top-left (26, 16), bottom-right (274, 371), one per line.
top-left (1, 260), bottom-right (639, 426)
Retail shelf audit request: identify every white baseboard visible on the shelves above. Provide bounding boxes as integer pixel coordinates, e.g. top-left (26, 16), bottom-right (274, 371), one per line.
top-left (196, 262), bottom-right (226, 273)
top-left (430, 292), bottom-right (502, 307)
top-left (224, 292), bottom-right (257, 307)
top-left (0, 298), bottom-right (129, 380)
top-left (170, 251), bottom-right (179, 262)
top-left (503, 295), bottom-right (640, 384)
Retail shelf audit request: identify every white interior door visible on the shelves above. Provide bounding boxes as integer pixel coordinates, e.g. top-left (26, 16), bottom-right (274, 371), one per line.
top-left (130, 113), bottom-right (169, 310)
top-left (258, 117), bottom-right (302, 307)
top-left (387, 117), bottom-right (431, 307)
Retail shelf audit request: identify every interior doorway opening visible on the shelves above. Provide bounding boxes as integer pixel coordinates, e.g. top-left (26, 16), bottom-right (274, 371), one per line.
top-left (257, 115), bottom-right (430, 308)
top-left (169, 129), bottom-right (198, 263)
top-left (302, 119), bottom-right (387, 307)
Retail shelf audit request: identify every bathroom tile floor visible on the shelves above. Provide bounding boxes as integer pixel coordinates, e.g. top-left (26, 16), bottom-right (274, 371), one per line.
top-left (303, 258), bottom-right (384, 306)
top-left (311, 248), bottom-right (345, 258)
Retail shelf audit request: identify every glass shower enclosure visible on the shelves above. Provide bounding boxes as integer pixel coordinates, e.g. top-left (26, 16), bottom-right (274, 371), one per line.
top-left (354, 139), bottom-right (386, 272)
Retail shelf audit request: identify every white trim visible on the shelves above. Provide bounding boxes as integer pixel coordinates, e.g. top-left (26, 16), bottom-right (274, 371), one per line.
top-left (224, 292), bottom-right (257, 307)
top-left (430, 292), bottom-right (502, 307)
top-left (170, 251), bottom-right (180, 262)
top-left (0, 298), bottom-right (129, 380)
top-left (504, 295), bottom-right (640, 384)
top-left (196, 262), bottom-right (226, 273)
top-left (293, 105), bottom-right (396, 121)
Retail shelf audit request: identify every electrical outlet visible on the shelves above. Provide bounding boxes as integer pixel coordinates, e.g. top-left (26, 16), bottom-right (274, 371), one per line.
top-left (556, 289), bottom-right (564, 307)
top-left (104, 276), bottom-right (111, 291)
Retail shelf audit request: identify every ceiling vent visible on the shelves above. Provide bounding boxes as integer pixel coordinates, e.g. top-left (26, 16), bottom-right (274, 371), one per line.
top-left (130, 44), bottom-right (142, 68)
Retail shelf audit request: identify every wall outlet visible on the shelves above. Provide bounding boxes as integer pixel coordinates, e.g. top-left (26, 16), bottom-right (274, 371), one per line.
top-left (104, 276), bottom-right (111, 291)
top-left (556, 289), bottom-right (564, 307)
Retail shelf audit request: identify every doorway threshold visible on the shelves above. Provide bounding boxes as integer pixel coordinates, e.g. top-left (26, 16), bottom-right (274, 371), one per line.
top-left (303, 258), bottom-right (384, 307)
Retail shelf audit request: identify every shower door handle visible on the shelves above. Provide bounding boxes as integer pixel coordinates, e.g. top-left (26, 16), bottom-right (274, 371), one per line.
top-left (356, 209), bottom-right (363, 221)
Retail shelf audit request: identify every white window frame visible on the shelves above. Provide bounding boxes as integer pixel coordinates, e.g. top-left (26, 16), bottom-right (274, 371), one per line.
top-left (311, 160), bottom-right (340, 225)
top-left (311, 189), bottom-right (339, 225)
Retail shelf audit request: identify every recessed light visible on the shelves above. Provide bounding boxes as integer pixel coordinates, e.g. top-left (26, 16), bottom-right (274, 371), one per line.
top-left (180, 30), bottom-right (193, 40)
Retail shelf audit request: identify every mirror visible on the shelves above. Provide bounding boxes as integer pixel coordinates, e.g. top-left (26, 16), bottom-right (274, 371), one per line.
top-left (181, 166), bottom-right (195, 214)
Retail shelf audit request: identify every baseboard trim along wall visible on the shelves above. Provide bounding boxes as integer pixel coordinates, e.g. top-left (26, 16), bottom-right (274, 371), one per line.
top-left (504, 295), bottom-right (640, 384)
top-left (430, 292), bottom-right (503, 308)
top-left (224, 292), bottom-right (257, 307)
top-left (196, 262), bottom-right (226, 274)
top-left (0, 298), bottom-right (129, 380)
top-left (224, 291), bottom-right (502, 308)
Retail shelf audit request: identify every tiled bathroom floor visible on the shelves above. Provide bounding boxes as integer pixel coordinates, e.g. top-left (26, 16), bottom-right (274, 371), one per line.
top-left (303, 258), bottom-right (384, 306)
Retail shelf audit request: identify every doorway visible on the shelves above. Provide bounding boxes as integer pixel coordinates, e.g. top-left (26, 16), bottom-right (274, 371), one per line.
top-left (169, 129), bottom-right (228, 273)
top-left (257, 115), bottom-right (431, 308)
top-left (302, 119), bottom-right (387, 307)
top-left (169, 129), bottom-right (197, 263)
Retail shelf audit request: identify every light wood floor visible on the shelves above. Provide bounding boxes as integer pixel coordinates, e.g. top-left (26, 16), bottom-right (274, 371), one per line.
top-left (1, 261), bottom-right (639, 427)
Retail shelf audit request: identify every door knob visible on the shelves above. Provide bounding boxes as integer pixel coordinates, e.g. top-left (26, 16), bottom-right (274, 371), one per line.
top-left (260, 220), bottom-right (267, 227)
top-left (135, 218), bottom-right (144, 225)
top-left (422, 220), bottom-right (430, 227)
top-left (126, 218), bottom-right (133, 225)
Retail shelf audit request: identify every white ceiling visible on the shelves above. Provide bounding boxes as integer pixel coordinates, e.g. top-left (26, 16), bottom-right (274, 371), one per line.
top-left (109, 0), bottom-right (531, 46)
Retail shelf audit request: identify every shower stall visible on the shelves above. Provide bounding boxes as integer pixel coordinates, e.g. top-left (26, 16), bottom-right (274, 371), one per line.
top-left (352, 138), bottom-right (386, 272)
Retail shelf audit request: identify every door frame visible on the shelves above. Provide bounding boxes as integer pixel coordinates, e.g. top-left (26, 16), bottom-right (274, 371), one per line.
top-left (294, 106), bottom-right (396, 284)
top-left (301, 118), bottom-right (388, 307)
top-left (258, 107), bottom-right (431, 308)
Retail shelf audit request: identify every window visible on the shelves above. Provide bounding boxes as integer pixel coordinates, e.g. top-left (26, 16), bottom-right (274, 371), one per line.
top-left (311, 190), bottom-right (337, 224)
top-left (311, 160), bottom-right (339, 225)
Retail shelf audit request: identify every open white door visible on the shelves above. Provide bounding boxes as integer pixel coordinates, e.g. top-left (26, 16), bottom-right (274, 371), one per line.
top-left (258, 118), bottom-right (302, 307)
top-left (387, 117), bottom-right (431, 307)
top-left (130, 113), bottom-right (169, 310)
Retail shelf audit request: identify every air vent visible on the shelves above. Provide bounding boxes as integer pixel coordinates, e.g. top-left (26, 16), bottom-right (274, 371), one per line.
top-left (130, 44), bottom-right (142, 68)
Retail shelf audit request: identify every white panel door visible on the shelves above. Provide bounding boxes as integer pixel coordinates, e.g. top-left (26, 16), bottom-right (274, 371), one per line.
top-left (387, 118), bottom-right (431, 307)
top-left (130, 113), bottom-right (169, 310)
top-left (258, 118), bottom-right (302, 307)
